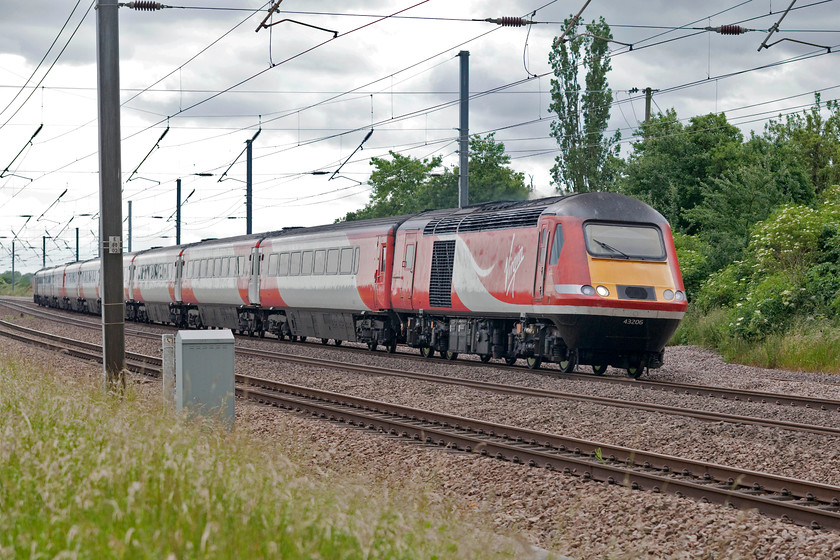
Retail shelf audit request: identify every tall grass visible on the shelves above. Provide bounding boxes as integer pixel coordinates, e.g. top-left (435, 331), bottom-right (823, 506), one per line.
top-left (673, 308), bottom-right (840, 374)
top-left (0, 356), bottom-right (538, 559)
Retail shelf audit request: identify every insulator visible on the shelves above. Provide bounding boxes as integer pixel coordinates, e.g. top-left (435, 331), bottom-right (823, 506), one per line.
top-left (706, 24), bottom-right (750, 35)
top-left (485, 17), bottom-right (532, 27)
top-left (127, 1), bottom-right (165, 10)
top-left (719, 24), bottom-right (747, 35)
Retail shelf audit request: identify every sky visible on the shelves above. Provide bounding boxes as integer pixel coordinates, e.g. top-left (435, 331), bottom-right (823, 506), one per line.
top-left (0, 0), bottom-right (838, 273)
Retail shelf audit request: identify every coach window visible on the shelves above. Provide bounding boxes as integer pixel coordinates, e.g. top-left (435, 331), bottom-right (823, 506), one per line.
top-left (238, 256), bottom-right (246, 277)
top-left (268, 253), bottom-right (279, 277)
top-left (404, 244), bottom-right (416, 271)
top-left (380, 245), bottom-right (387, 272)
top-left (549, 225), bottom-right (564, 265)
top-left (214, 258), bottom-right (222, 277)
top-left (340, 247), bottom-right (354, 275)
top-left (278, 253), bottom-right (290, 277)
top-left (353, 246), bottom-right (360, 274)
top-left (313, 250), bottom-right (325, 275)
top-left (290, 252), bottom-right (301, 276)
top-left (326, 248), bottom-right (339, 274)
top-left (200, 259), bottom-right (207, 277)
top-left (301, 251), bottom-right (314, 275)
top-left (222, 258), bottom-right (230, 277)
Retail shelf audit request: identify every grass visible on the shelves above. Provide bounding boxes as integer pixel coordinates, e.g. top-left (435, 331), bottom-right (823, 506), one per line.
top-left (673, 307), bottom-right (840, 374)
top-left (0, 353), bottom-right (539, 559)
top-left (0, 283), bottom-right (32, 297)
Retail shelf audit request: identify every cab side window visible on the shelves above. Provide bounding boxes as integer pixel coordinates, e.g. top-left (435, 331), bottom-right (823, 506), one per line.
top-left (549, 224), bottom-right (564, 265)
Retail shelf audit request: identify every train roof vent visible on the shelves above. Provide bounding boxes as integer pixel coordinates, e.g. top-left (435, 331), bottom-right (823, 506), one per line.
top-left (423, 206), bottom-right (546, 235)
top-left (423, 215), bottom-right (461, 235)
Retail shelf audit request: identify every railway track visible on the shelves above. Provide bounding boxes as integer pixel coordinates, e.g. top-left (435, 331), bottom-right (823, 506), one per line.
top-left (5, 298), bottom-right (840, 413)
top-left (4, 300), bottom-right (840, 434)
top-left (2, 318), bottom-right (839, 531)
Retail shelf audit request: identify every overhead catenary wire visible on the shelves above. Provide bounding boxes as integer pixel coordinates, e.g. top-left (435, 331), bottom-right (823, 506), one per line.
top-left (9, 0), bottom-right (836, 256)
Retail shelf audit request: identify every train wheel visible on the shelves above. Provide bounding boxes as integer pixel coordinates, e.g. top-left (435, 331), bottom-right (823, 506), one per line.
top-left (504, 357), bottom-right (517, 366)
top-left (626, 364), bottom-right (643, 379)
top-left (526, 356), bottom-right (542, 370)
top-left (385, 341), bottom-right (397, 353)
top-left (299, 336), bottom-right (307, 343)
top-left (321, 338), bottom-right (329, 345)
top-left (479, 354), bottom-right (492, 363)
top-left (367, 341), bottom-right (377, 351)
top-left (420, 346), bottom-right (434, 359)
top-left (334, 340), bottom-right (342, 346)
top-left (258, 329), bottom-right (265, 339)
top-left (558, 353), bottom-right (576, 373)
top-left (591, 363), bottom-right (608, 376)
top-left (443, 351), bottom-right (458, 361)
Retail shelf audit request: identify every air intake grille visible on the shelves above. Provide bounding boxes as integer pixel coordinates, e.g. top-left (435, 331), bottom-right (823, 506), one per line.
top-left (423, 206), bottom-right (546, 235)
top-left (429, 240), bottom-right (456, 308)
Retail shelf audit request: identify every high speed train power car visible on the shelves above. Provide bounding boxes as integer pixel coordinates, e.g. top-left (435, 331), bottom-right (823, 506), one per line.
top-left (33, 192), bottom-right (687, 377)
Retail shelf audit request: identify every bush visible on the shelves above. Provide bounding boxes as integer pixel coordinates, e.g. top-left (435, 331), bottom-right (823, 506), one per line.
top-left (802, 262), bottom-right (840, 317)
top-left (673, 233), bottom-right (711, 299)
top-left (725, 272), bottom-right (804, 340)
top-left (692, 260), bottom-right (750, 312)
top-left (749, 204), bottom-right (823, 273)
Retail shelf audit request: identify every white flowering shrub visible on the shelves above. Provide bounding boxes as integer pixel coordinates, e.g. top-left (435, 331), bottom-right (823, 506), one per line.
top-left (749, 204), bottom-right (822, 274)
top-left (726, 272), bottom-right (804, 339)
top-left (691, 186), bottom-right (840, 341)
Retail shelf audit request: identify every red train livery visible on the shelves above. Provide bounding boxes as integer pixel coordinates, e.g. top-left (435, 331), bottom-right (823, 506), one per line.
top-left (33, 193), bottom-right (687, 377)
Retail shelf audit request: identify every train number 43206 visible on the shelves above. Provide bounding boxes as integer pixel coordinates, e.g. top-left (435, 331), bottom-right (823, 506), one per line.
top-left (623, 318), bottom-right (645, 325)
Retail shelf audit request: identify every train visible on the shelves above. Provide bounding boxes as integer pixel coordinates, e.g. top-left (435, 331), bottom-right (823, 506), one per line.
top-left (32, 192), bottom-right (687, 377)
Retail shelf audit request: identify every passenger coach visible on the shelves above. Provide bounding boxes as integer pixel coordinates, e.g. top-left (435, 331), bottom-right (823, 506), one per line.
top-left (34, 193), bottom-right (687, 377)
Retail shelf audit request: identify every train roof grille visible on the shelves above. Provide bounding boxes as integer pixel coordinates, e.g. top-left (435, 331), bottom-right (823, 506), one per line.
top-left (423, 206), bottom-right (547, 235)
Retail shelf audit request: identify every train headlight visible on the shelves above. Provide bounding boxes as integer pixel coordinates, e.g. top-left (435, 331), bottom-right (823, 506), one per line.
top-left (675, 290), bottom-right (686, 301)
top-left (581, 285), bottom-right (596, 296)
top-left (596, 285), bottom-right (610, 297)
top-left (663, 289), bottom-right (675, 301)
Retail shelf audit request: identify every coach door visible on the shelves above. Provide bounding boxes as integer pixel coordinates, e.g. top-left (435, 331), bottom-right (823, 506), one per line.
top-left (533, 226), bottom-right (549, 301)
top-left (373, 236), bottom-right (391, 310)
top-left (396, 232), bottom-right (417, 308)
top-left (248, 247), bottom-right (261, 305)
top-left (174, 257), bottom-right (183, 302)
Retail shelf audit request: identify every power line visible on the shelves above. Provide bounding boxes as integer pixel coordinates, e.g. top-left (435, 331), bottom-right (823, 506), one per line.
top-left (0, 0), bottom-right (83, 121)
top-left (0, 0), bottom-right (95, 134)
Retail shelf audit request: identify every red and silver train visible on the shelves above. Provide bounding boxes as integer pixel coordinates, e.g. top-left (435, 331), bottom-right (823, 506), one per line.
top-left (33, 193), bottom-right (687, 377)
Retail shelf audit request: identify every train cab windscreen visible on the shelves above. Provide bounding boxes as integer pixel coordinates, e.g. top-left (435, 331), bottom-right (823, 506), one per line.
top-left (583, 223), bottom-right (666, 261)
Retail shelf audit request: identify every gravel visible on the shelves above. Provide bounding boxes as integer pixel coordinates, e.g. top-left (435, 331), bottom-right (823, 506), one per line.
top-left (4, 302), bottom-right (840, 559)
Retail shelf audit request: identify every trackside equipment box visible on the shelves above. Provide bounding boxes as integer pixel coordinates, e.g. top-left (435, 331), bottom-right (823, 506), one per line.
top-left (175, 329), bottom-right (235, 426)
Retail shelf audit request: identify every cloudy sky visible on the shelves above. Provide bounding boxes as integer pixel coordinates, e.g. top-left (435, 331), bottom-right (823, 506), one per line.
top-left (1, 0), bottom-right (837, 272)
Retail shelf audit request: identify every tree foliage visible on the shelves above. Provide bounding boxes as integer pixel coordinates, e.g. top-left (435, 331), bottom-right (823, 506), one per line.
top-left (339, 134), bottom-right (530, 222)
top-left (621, 110), bottom-right (744, 232)
top-left (548, 16), bottom-right (621, 193)
top-left (764, 94), bottom-right (840, 196)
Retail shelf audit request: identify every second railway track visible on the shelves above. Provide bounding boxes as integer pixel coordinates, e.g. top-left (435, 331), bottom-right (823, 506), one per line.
top-left (2, 318), bottom-right (840, 531)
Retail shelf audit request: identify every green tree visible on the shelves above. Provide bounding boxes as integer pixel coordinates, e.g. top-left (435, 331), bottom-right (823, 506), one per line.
top-left (339, 134), bottom-right (530, 221)
top-left (621, 111), bottom-right (743, 232)
top-left (764, 94), bottom-right (840, 196)
top-left (548, 16), bottom-right (621, 193)
top-left (683, 136), bottom-right (812, 270)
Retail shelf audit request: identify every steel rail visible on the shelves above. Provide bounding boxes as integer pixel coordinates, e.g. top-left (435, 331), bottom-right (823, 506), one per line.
top-left (2, 319), bottom-right (838, 530)
top-left (5, 298), bottom-right (840, 413)
top-left (237, 375), bottom-right (840, 531)
top-left (2, 313), bottom-right (839, 438)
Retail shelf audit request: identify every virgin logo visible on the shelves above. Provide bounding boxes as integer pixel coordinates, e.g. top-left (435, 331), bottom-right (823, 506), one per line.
top-left (504, 236), bottom-right (525, 296)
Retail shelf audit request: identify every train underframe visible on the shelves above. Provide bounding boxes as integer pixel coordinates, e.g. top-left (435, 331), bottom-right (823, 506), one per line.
top-left (42, 296), bottom-right (675, 377)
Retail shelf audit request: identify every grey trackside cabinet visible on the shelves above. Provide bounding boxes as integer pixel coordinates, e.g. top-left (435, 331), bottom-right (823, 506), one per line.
top-left (175, 329), bottom-right (235, 427)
